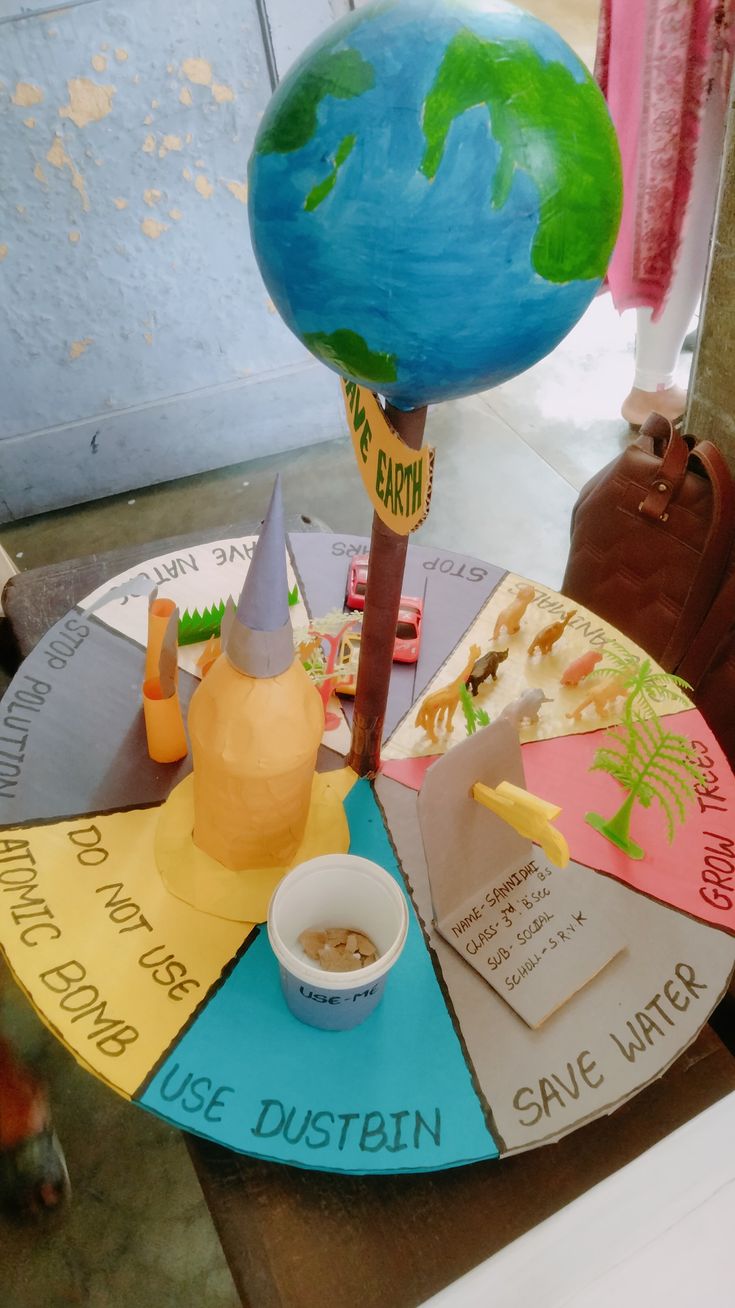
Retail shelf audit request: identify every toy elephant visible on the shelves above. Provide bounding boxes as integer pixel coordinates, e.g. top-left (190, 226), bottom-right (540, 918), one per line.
top-left (499, 688), bottom-right (552, 728)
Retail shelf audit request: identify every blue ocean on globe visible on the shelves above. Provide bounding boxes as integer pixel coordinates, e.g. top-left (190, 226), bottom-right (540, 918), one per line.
top-left (248, 0), bottom-right (621, 410)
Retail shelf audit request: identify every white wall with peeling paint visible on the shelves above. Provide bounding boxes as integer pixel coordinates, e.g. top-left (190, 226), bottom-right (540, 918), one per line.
top-left (0, 0), bottom-right (347, 521)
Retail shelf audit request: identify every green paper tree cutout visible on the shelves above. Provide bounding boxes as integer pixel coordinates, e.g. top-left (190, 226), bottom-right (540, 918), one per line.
top-left (178, 586), bottom-right (300, 646)
top-left (178, 598), bottom-right (233, 646)
top-left (585, 650), bottom-right (704, 859)
top-left (459, 684), bottom-right (490, 736)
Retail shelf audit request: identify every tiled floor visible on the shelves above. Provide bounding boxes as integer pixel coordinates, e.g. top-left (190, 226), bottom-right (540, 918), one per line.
top-left (0, 2), bottom-right (696, 1305)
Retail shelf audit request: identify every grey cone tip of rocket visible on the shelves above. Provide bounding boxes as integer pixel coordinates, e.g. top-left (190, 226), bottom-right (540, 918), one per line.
top-left (233, 474), bottom-right (290, 635)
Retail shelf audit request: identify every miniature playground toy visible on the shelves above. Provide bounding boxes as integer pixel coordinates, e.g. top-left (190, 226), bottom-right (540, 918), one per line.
top-left (334, 629), bottom-right (362, 696)
top-left (297, 609), bottom-right (362, 714)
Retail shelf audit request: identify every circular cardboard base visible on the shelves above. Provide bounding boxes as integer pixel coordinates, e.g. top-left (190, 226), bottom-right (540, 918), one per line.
top-left (155, 771), bottom-right (351, 923)
top-left (2, 533), bottom-right (735, 1175)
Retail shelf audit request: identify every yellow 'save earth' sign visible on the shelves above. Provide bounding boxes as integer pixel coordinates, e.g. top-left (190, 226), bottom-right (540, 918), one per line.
top-left (341, 379), bottom-right (434, 534)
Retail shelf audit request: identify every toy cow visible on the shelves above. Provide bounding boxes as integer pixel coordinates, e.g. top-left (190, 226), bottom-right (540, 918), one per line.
top-left (499, 688), bottom-right (552, 729)
top-left (466, 647), bottom-right (508, 696)
top-left (527, 609), bottom-right (577, 657)
top-left (560, 649), bottom-right (602, 686)
top-left (493, 585), bottom-right (535, 639)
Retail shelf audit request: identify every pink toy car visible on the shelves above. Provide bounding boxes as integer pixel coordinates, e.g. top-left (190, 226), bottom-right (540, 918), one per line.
top-left (393, 597), bottom-right (423, 665)
top-left (346, 555), bottom-right (423, 665)
top-left (345, 555), bottom-right (369, 610)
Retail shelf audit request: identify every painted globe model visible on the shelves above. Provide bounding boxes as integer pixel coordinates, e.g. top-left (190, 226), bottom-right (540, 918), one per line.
top-left (248, 0), bottom-right (622, 411)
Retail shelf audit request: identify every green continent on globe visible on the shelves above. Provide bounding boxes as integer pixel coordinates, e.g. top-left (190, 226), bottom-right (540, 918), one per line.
top-left (305, 133), bottom-right (356, 211)
top-left (257, 48), bottom-right (374, 154)
top-left (420, 30), bottom-right (622, 283)
top-left (303, 329), bottom-right (398, 384)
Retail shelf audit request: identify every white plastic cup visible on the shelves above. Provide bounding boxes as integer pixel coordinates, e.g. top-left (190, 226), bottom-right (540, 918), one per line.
top-left (267, 853), bottom-right (409, 1031)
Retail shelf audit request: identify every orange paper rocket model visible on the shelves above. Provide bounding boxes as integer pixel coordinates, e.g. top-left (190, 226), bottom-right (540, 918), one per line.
top-left (187, 477), bottom-right (324, 871)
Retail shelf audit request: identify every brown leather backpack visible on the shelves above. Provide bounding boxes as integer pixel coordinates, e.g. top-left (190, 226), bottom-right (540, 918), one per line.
top-left (562, 414), bottom-right (735, 762)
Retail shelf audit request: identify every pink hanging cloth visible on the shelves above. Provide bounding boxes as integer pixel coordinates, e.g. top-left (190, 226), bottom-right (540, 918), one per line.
top-left (596, 0), bottom-right (734, 318)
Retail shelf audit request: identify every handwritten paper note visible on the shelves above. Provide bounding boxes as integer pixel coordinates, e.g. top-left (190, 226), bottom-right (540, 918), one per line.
top-left (419, 718), bottom-right (626, 1029)
top-left (435, 853), bottom-right (625, 1028)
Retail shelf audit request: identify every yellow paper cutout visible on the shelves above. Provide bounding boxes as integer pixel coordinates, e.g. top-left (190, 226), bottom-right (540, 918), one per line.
top-left (383, 574), bottom-right (691, 760)
top-left (341, 379), bottom-right (434, 534)
top-left (472, 781), bottom-right (570, 868)
top-left (155, 770), bottom-right (352, 923)
top-left (0, 811), bottom-right (248, 1096)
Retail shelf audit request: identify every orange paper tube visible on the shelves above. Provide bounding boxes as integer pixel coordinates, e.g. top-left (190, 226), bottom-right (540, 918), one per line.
top-left (145, 598), bottom-right (177, 681)
top-left (142, 678), bottom-right (188, 763)
top-left (348, 402), bottom-right (427, 777)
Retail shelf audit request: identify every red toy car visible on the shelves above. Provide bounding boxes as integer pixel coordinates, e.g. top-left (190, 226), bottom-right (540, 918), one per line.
top-left (393, 597), bottom-right (423, 664)
top-left (345, 555), bottom-right (423, 664)
top-left (345, 554), bottom-right (369, 611)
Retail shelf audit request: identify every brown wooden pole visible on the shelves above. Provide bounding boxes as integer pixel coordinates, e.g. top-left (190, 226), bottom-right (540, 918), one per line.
top-left (348, 402), bottom-right (427, 777)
